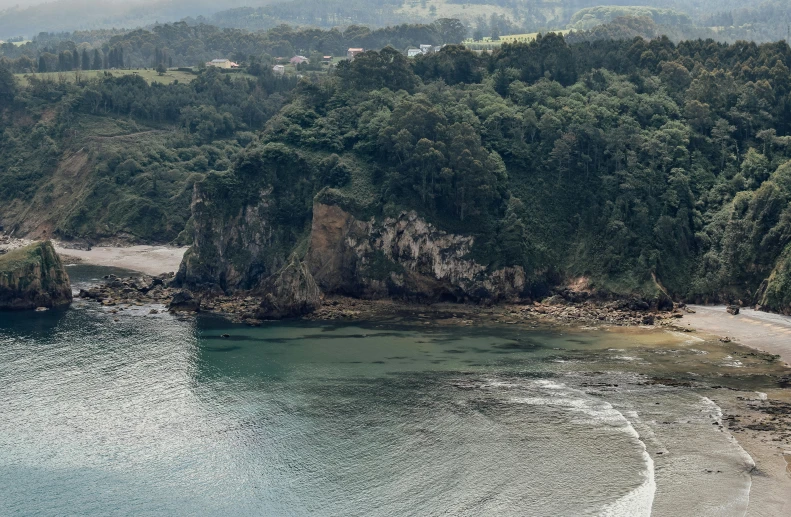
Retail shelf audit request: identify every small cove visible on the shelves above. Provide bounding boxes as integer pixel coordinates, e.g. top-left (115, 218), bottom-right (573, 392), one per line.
top-left (0, 265), bottom-right (788, 516)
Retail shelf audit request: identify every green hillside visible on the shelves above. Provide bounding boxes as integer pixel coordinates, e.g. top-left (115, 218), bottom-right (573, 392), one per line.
top-left (3, 24), bottom-right (791, 309)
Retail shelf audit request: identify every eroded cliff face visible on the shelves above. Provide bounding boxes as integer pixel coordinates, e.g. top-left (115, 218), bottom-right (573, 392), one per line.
top-left (0, 241), bottom-right (72, 310)
top-left (175, 180), bottom-right (287, 293)
top-left (306, 203), bottom-right (528, 302)
top-left (176, 190), bottom-right (530, 308)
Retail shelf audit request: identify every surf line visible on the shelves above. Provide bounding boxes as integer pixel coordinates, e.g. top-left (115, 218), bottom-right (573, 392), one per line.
top-left (701, 396), bottom-right (755, 517)
top-left (516, 380), bottom-right (657, 516)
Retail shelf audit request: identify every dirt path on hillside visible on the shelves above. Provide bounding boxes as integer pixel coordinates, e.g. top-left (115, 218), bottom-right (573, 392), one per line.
top-left (91, 129), bottom-right (170, 140)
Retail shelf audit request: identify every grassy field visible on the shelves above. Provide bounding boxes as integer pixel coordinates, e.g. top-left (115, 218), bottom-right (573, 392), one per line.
top-left (464, 30), bottom-right (571, 48)
top-left (13, 68), bottom-right (199, 87)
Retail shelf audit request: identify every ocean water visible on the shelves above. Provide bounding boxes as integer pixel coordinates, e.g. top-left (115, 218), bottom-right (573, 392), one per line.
top-left (0, 266), bottom-right (769, 516)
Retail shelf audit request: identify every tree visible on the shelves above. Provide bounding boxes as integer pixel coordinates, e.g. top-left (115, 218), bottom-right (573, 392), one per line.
top-left (337, 47), bottom-right (418, 92)
top-left (82, 49), bottom-right (90, 71)
top-left (93, 49), bottom-right (103, 70)
top-left (434, 18), bottom-right (467, 44)
top-left (0, 63), bottom-right (16, 104)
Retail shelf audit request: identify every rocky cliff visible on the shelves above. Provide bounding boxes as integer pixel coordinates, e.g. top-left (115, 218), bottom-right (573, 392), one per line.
top-left (176, 185), bottom-right (531, 309)
top-left (175, 174), bottom-right (294, 293)
top-left (755, 243), bottom-right (791, 314)
top-left (0, 241), bottom-right (72, 310)
top-left (306, 202), bottom-right (528, 302)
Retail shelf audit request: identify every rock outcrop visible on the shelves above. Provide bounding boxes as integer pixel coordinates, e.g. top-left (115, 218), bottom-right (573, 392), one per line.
top-left (306, 202), bottom-right (527, 302)
top-left (257, 254), bottom-right (321, 319)
top-left (0, 241), bottom-right (72, 310)
top-left (175, 176), bottom-right (291, 293)
top-left (168, 289), bottom-right (200, 312)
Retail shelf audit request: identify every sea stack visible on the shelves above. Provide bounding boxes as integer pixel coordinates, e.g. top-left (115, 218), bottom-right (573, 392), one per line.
top-left (0, 241), bottom-right (73, 310)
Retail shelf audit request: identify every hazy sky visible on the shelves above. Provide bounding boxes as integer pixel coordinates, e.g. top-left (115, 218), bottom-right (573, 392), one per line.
top-left (0, 0), bottom-right (45, 7)
top-left (0, 0), bottom-right (133, 9)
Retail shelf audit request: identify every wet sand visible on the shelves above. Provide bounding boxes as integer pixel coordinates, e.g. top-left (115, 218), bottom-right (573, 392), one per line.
top-left (682, 305), bottom-right (791, 515)
top-left (55, 244), bottom-right (187, 276)
top-left (711, 391), bottom-right (791, 517)
top-left (686, 305), bottom-right (791, 365)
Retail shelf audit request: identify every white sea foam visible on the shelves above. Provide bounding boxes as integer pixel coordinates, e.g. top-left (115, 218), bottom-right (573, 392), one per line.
top-left (665, 330), bottom-right (705, 345)
top-left (509, 380), bottom-right (656, 516)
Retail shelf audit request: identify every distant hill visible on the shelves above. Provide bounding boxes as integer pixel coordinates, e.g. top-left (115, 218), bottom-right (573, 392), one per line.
top-left (1, 0), bottom-right (788, 44)
top-left (0, 0), bottom-right (271, 39)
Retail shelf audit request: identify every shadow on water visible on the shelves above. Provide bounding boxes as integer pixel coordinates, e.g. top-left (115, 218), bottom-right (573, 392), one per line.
top-left (0, 308), bottom-right (72, 338)
top-left (203, 345), bottom-right (244, 353)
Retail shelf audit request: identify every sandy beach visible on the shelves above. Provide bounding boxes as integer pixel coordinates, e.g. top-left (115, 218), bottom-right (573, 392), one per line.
top-left (686, 305), bottom-right (791, 365)
top-left (0, 235), bottom-right (187, 276)
top-left (681, 305), bottom-right (791, 515)
top-left (55, 244), bottom-right (188, 276)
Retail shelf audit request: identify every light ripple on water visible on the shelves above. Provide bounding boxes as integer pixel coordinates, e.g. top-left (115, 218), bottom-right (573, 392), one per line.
top-left (0, 266), bottom-right (758, 516)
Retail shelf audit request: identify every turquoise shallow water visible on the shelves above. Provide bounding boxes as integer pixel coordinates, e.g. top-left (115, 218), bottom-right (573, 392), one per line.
top-left (0, 266), bottom-right (767, 516)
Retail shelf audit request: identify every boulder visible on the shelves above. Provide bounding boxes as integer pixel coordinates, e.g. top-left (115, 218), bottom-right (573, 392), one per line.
top-left (0, 241), bottom-right (72, 310)
top-left (257, 254), bottom-right (321, 319)
top-left (168, 289), bottom-right (200, 312)
top-left (727, 305), bottom-right (740, 315)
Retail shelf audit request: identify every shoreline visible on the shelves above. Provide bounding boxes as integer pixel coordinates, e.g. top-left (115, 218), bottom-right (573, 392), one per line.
top-left (7, 236), bottom-right (791, 512)
top-left (63, 269), bottom-right (791, 514)
top-left (0, 235), bottom-right (187, 277)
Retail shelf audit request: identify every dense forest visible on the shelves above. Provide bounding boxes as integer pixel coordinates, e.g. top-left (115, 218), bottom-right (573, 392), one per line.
top-left (3, 22), bottom-right (791, 309)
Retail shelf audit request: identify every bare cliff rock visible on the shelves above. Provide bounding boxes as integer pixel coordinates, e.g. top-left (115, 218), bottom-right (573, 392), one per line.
top-left (175, 179), bottom-right (529, 306)
top-left (0, 241), bottom-right (72, 310)
top-left (306, 202), bottom-right (528, 302)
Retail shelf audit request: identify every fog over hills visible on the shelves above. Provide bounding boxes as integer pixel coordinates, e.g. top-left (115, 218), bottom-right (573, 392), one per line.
top-left (0, 0), bottom-right (272, 38)
top-left (0, 0), bottom-right (787, 41)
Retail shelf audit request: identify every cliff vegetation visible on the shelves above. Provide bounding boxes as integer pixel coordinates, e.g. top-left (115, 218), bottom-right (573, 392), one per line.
top-left (0, 241), bottom-right (72, 310)
top-left (4, 26), bottom-right (791, 312)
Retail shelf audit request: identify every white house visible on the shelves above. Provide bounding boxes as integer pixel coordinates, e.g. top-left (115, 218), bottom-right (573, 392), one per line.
top-left (407, 48), bottom-right (422, 57)
top-left (419, 44), bottom-right (433, 54)
top-left (206, 58), bottom-right (239, 69)
top-left (272, 65), bottom-right (285, 75)
top-left (347, 48), bottom-right (364, 60)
